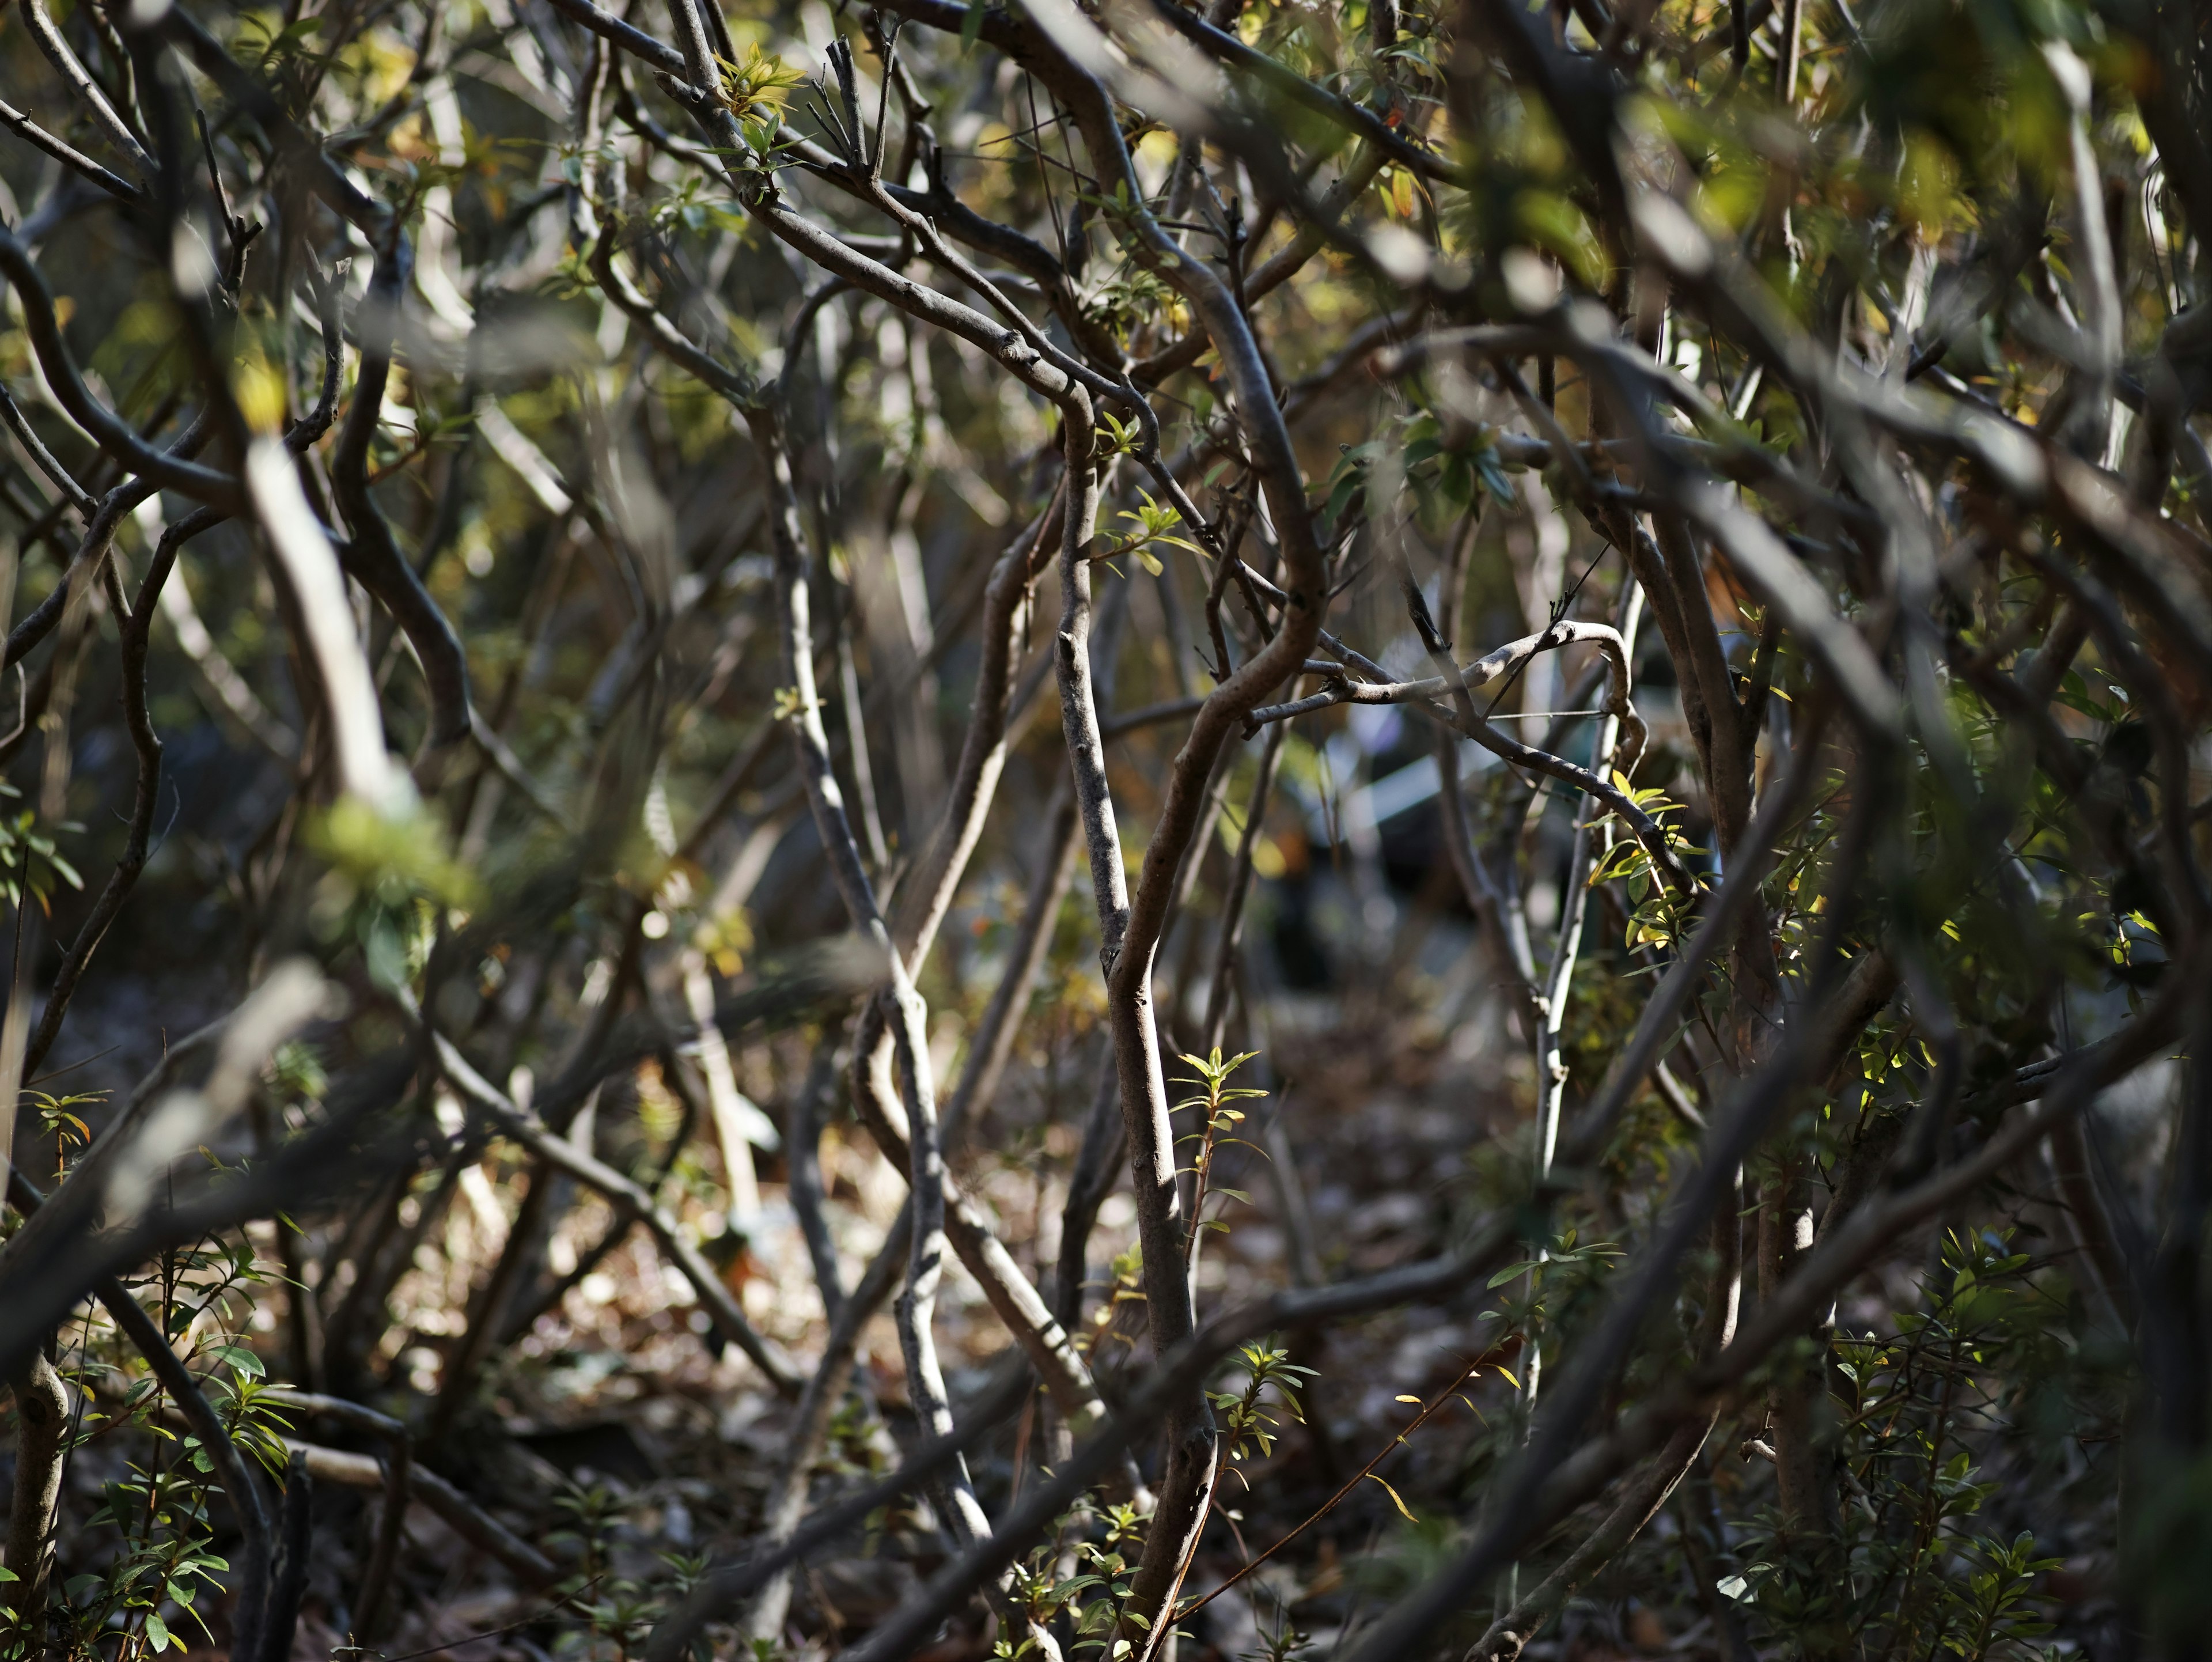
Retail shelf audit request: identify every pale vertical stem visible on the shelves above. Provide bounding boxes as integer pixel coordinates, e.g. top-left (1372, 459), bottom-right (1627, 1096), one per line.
top-left (786, 1044), bottom-right (846, 1323)
top-left (245, 440), bottom-right (396, 807)
top-left (748, 404), bottom-right (993, 1553)
top-left (1200, 721), bottom-right (1287, 1055)
top-left (2047, 43), bottom-right (2123, 460)
top-left (1052, 406), bottom-right (1221, 1660)
top-left (0, 933), bottom-right (27, 1183)
top-left (1514, 580), bottom-right (1644, 1610)
top-left (1055, 438), bottom-right (1130, 971)
top-left (942, 789), bottom-right (1080, 1151)
top-left (891, 479), bottom-right (1064, 975)
top-left (1777, 0), bottom-right (1803, 104)
top-left (1052, 1047), bottom-right (1126, 1327)
top-left (836, 619), bottom-right (892, 873)
top-left (682, 953), bottom-right (761, 1225)
top-left (745, 1213), bottom-right (911, 1642)
top-left (1534, 582), bottom-right (1646, 1173)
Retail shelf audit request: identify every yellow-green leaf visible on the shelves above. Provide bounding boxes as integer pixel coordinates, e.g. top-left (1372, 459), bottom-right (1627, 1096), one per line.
top-left (1365, 1472), bottom-right (1419, 1522)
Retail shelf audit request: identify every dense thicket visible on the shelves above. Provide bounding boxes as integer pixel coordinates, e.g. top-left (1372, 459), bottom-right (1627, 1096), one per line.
top-left (0, 0), bottom-right (2205, 1655)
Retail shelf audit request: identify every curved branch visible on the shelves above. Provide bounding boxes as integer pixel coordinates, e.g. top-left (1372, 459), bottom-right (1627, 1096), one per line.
top-left (1332, 936), bottom-right (2171, 1662)
top-left (1252, 616), bottom-right (1648, 766)
top-left (737, 393), bottom-right (1007, 1569)
top-left (328, 238), bottom-right (474, 748)
top-left (0, 94), bottom-right (144, 202)
top-left (96, 1286), bottom-right (271, 1662)
top-left (1141, 0), bottom-right (1461, 186)
top-left (890, 476), bottom-right (1066, 966)
top-left (19, 505), bottom-right (219, 1078)
top-left (0, 230), bottom-right (240, 510)
top-left (745, 1212), bottom-right (912, 1640)
top-left (20, 0), bottom-right (154, 179)
top-left (272, 1437), bottom-right (558, 1587)
top-left (0, 380), bottom-right (94, 516)
top-left (1001, 26), bottom-right (1339, 1649)
top-left (1417, 693), bottom-right (1694, 893)
top-left (430, 1031), bottom-right (806, 1395)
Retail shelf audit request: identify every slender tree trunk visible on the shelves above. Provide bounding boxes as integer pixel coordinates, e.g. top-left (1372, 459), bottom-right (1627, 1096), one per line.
top-left (6, 1350), bottom-right (69, 1647)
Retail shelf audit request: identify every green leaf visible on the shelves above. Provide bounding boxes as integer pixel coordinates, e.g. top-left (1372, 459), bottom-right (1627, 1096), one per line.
top-left (1474, 446), bottom-right (1517, 503)
top-left (211, 1345), bottom-right (264, 1379)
